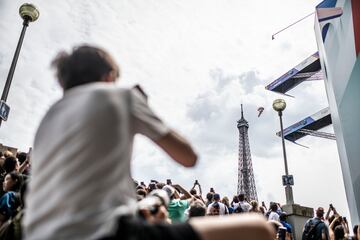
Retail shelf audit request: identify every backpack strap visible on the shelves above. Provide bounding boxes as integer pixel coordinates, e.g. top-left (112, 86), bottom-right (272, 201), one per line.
top-left (309, 220), bottom-right (323, 234)
top-left (313, 220), bottom-right (323, 229)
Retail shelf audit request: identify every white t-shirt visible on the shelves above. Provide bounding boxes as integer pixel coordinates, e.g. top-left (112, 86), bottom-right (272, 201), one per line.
top-left (239, 201), bottom-right (252, 212)
top-left (207, 201), bottom-right (229, 215)
top-left (268, 211), bottom-right (280, 222)
top-left (23, 83), bottom-right (170, 240)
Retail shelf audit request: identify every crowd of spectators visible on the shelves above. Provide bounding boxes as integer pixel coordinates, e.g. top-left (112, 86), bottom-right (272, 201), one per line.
top-left (0, 147), bottom-right (358, 240)
top-left (0, 150), bottom-right (30, 239)
top-left (134, 179), bottom-right (360, 240)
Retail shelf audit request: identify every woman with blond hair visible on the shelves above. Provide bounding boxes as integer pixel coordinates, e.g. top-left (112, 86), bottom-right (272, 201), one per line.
top-left (249, 200), bottom-right (264, 214)
top-left (222, 196), bottom-right (234, 214)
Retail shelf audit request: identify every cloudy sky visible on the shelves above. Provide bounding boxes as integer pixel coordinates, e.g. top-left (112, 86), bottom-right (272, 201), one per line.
top-left (0, 0), bottom-right (350, 220)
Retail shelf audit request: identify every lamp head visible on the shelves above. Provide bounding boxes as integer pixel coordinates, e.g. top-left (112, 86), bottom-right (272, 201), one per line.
top-left (19, 3), bottom-right (39, 22)
top-left (272, 99), bottom-right (286, 112)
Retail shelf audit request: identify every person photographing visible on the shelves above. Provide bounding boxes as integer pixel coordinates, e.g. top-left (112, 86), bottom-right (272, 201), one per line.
top-left (23, 45), bottom-right (274, 240)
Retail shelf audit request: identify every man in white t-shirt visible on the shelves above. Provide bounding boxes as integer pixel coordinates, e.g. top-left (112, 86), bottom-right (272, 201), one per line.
top-left (23, 45), bottom-right (197, 240)
top-left (268, 203), bottom-right (280, 222)
top-left (238, 193), bottom-right (252, 212)
top-left (23, 45), bottom-right (274, 240)
top-left (207, 194), bottom-right (228, 215)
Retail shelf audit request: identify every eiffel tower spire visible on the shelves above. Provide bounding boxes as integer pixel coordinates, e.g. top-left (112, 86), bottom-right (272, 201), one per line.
top-left (241, 103), bottom-right (244, 119)
top-left (237, 104), bottom-right (258, 201)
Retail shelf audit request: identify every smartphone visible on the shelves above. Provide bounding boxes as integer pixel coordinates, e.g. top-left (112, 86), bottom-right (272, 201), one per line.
top-left (149, 183), bottom-right (156, 190)
top-left (133, 85), bottom-right (148, 101)
top-left (277, 227), bottom-right (286, 240)
top-left (195, 180), bottom-right (199, 185)
top-left (166, 179), bottom-right (172, 185)
top-left (210, 187), bottom-right (215, 193)
top-left (27, 147), bottom-right (32, 163)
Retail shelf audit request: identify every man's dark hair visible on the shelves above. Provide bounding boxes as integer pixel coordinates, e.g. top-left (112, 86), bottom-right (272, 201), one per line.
top-left (316, 207), bottom-right (325, 218)
top-left (3, 156), bottom-right (17, 173)
top-left (329, 214), bottom-right (336, 224)
top-left (354, 225), bottom-right (359, 236)
top-left (51, 45), bottom-right (119, 90)
top-left (136, 189), bottom-right (147, 198)
top-left (212, 202), bottom-right (220, 209)
top-left (206, 192), bottom-right (213, 202)
top-left (189, 201), bottom-right (206, 218)
top-left (238, 193), bottom-right (245, 201)
top-left (156, 182), bottom-right (165, 189)
top-left (8, 171), bottom-right (23, 192)
top-left (270, 202), bottom-right (278, 212)
top-left (16, 152), bottom-right (27, 164)
top-left (334, 225), bottom-right (345, 240)
top-left (148, 183), bottom-right (156, 194)
top-left (213, 193), bottom-right (220, 201)
top-left (190, 189), bottom-right (197, 195)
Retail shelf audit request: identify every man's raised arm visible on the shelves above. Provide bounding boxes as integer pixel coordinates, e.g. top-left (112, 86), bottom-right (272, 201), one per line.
top-left (154, 130), bottom-right (197, 167)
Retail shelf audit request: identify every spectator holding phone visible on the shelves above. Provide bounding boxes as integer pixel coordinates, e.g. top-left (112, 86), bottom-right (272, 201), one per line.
top-left (0, 172), bottom-right (22, 226)
top-left (163, 184), bottom-right (194, 223)
top-left (326, 204), bottom-right (339, 224)
top-left (23, 45), bottom-right (274, 240)
top-left (16, 149), bottom-right (31, 175)
top-left (268, 202), bottom-right (280, 222)
top-left (231, 195), bottom-right (240, 209)
top-left (279, 212), bottom-right (293, 240)
top-left (148, 182), bottom-right (157, 194)
top-left (352, 225), bottom-right (359, 240)
top-left (191, 180), bottom-right (205, 203)
top-left (206, 192), bottom-right (214, 207)
top-left (137, 189), bottom-right (171, 224)
top-left (329, 216), bottom-right (350, 240)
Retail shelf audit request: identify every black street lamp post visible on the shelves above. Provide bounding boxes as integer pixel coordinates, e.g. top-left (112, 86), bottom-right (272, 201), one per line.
top-left (0, 3), bottom-right (39, 126)
top-left (273, 98), bottom-right (294, 205)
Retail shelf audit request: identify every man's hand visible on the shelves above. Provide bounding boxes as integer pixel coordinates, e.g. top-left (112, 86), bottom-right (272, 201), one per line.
top-left (139, 206), bottom-right (170, 224)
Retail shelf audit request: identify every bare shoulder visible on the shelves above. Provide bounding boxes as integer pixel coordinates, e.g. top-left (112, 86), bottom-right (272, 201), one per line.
top-left (190, 214), bottom-right (275, 240)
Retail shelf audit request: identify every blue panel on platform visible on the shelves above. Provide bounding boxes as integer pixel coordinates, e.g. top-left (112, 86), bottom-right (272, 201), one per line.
top-left (265, 52), bottom-right (321, 94)
top-left (317, 0), bottom-right (337, 8)
top-left (278, 107), bottom-right (332, 142)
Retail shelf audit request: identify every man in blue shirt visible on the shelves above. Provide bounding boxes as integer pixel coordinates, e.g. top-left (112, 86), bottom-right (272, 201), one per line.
top-left (279, 212), bottom-right (293, 240)
top-left (302, 207), bottom-right (329, 240)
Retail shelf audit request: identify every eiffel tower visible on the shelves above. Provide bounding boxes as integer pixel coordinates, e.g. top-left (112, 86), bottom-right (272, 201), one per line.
top-left (237, 104), bottom-right (258, 201)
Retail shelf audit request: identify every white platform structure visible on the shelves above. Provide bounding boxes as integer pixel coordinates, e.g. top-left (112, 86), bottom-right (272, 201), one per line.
top-left (315, 0), bottom-right (360, 224)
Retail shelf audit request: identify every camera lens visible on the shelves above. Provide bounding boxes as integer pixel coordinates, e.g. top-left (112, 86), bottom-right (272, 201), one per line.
top-left (150, 205), bottom-right (160, 215)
